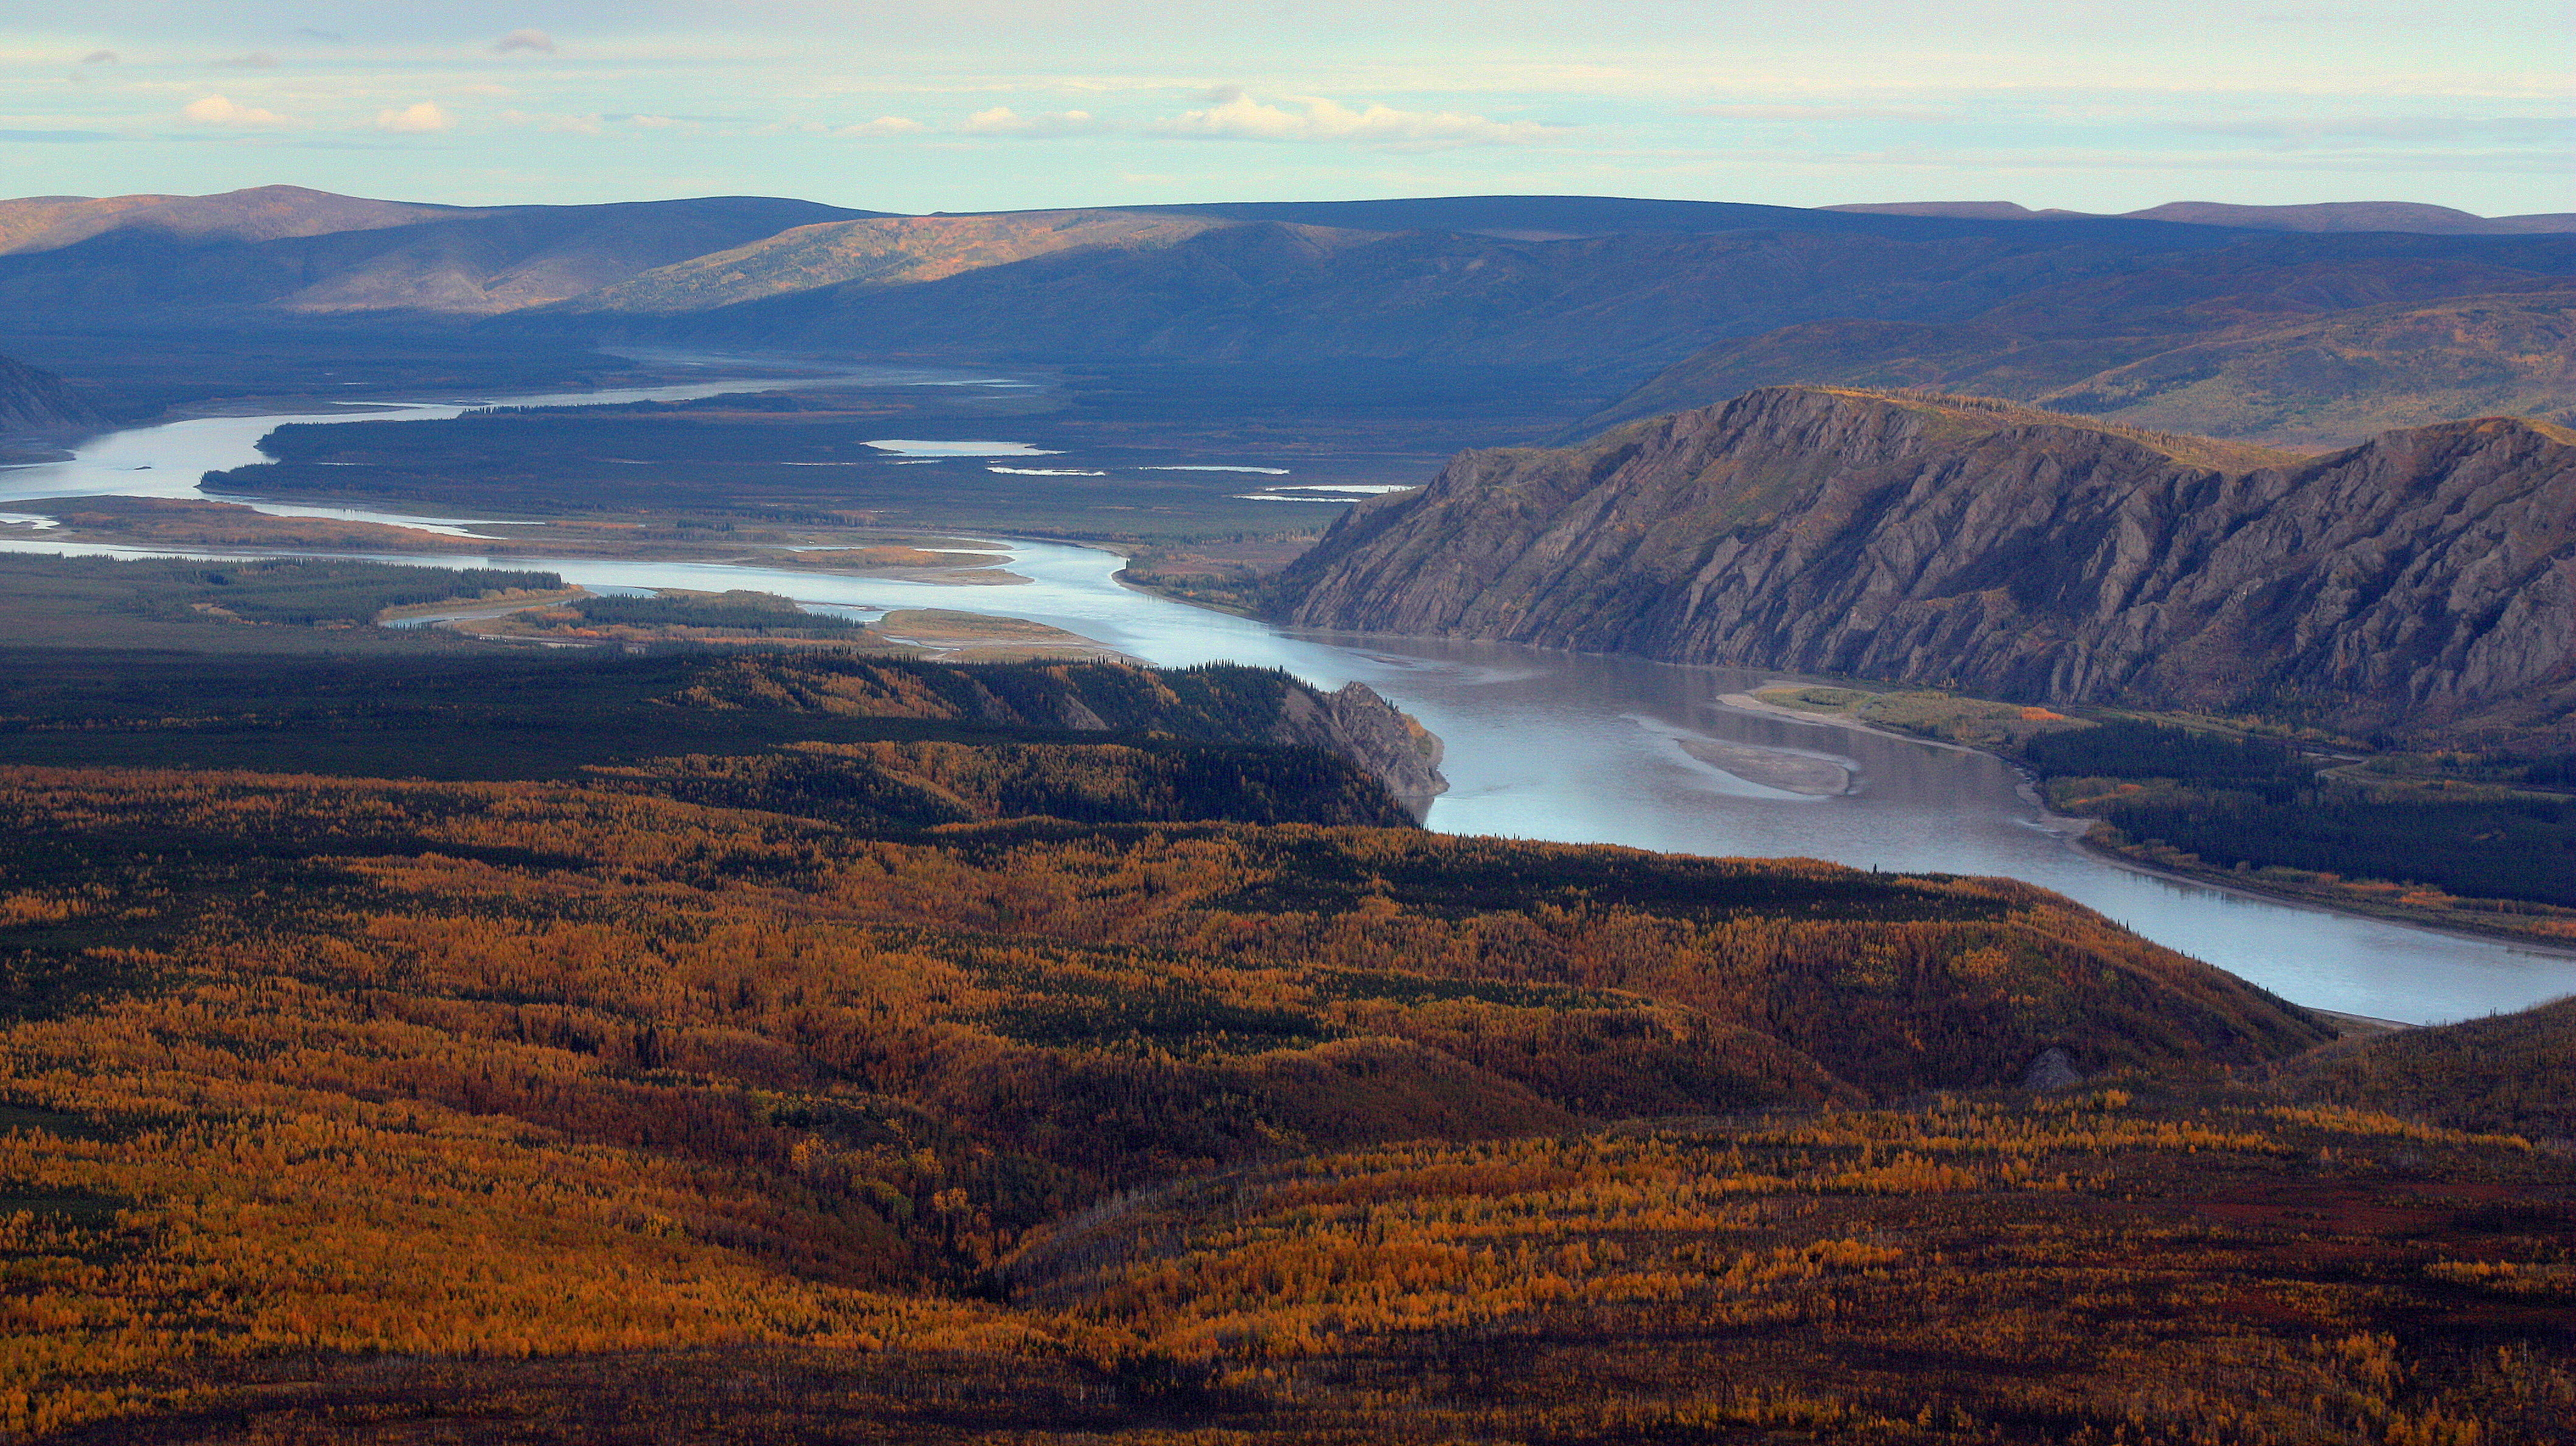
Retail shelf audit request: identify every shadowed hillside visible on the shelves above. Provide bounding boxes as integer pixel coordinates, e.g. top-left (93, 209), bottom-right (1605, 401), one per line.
top-left (1830, 198), bottom-right (2576, 234)
top-left (1578, 237), bottom-right (2576, 445)
top-left (0, 351), bottom-right (99, 433)
top-left (1281, 387), bottom-right (2576, 746)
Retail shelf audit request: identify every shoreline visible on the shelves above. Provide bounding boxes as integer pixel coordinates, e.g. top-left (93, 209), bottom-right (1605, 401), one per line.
top-left (2065, 831), bottom-right (2576, 964)
top-left (1717, 679), bottom-right (2576, 966)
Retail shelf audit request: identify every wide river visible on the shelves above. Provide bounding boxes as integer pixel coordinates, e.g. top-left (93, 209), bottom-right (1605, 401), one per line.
top-left (4, 364), bottom-right (2570, 1026)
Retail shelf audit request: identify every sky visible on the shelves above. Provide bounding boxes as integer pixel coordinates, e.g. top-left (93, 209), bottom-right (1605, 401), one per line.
top-left (0, 0), bottom-right (2567, 215)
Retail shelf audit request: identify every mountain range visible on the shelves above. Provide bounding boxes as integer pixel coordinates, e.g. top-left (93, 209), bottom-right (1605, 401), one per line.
top-left (0, 184), bottom-right (874, 317)
top-left (1277, 386), bottom-right (2576, 746)
top-left (0, 186), bottom-right (2567, 446)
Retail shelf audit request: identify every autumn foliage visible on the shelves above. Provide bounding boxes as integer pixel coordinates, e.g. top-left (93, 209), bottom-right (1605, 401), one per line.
top-left (0, 694), bottom-right (2552, 1442)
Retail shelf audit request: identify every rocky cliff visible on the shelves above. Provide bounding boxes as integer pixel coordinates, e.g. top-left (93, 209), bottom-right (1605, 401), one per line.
top-left (667, 655), bottom-right (1449, 819)
top-left (0, 352), bottom-right (99, 434)
top-left (1269, 679), bottom-right (1449, 820)
top-left (1278, 387), bottom-right (2576, 742)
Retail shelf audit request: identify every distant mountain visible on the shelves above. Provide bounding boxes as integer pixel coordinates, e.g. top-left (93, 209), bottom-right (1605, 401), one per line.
top-left (555, 220), bottom-right (2337, 379)
top-left (0, 351), bottom-right (100, 432)
top-left (1829, 200), bottom-right (2576, 236)
top-left (542, 209), bottom-right (1230, 318)
top-left (1278, 387), bottom-right (2576, 743)
top-left (6, 186), bottom-right (2567, 451)
top-left (1577, 234), bottom-right (2576, 445)
top-left (0, 185), bottom-right (882, 320)
top-left (1092, 193), bottom-right (2246, 242)
top-left (0, 184), bottom-right (468, 254)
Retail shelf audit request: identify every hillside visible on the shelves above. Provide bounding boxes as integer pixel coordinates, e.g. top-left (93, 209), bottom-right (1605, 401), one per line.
top-left (7, 613), bottom-right (2574, 1441)
top-left (541, 209), bottom-right (1232, 317)
top-left (3, 743), bottom-right (2569, 1442)
top-left (2269, 996), bottom-right (2576, 1140)
top-left (1577, 236), bottom-right (2576, 444)
top-left (0, 351), bottom-right (99, 433)
top-left (586, 222), bottom-right (2281, 377)
top-left (1278, 387), bottom-right (2576, 745)
top-left (1831, 199), bottom-right (2576, 234)
top-left (1, 187), bottom-right (2564, 450)
top-left (0, 185), bottom-right (877, 319)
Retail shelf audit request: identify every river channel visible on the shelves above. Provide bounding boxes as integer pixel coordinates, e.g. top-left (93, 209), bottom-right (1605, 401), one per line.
top-left (3, 363), bottom-right (2570, 1027)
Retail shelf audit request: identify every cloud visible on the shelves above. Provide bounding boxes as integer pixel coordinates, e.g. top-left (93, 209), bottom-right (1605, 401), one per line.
top-left (1692, 103), bottom-right (1959, 122)
top-left (213, 52), bottom-right (279, 68)
top-left (502, 109), bottom-right (607, 135)
top-left (958, 106), bottom-right (1107, 137)
top-left (491, 29), bottom-right (556, 55)
top-left (181, 94), bottom-right (292, 127)
top-left (2171, 115), bottom-right (2568, 146)
top-left (78, 50), bottom-right (117, 64)
top-left (1152, 92), bottom-right (1568, 147)
top-left (295, 28), bottom-right (345, 41)
top-left (836, 116), bottom-right (925, 137)
top-left (0, 129), bottom-right (117, 144)
top-left (376, 102), bottom-right (453, 133)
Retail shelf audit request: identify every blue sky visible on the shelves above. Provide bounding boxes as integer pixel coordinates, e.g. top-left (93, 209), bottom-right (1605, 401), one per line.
top-left (1, 0), bottom-right (2566, 214)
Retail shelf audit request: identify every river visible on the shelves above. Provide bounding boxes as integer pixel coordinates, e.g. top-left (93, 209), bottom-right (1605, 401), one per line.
top-left (3, 363), bottom-right (2569, 1027)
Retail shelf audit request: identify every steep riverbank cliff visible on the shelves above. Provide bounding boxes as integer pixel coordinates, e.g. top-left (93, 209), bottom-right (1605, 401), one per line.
top-left (1278, 387), bottom-right (2576, 743)
top-left (0, 352), bottom-right (99, 435)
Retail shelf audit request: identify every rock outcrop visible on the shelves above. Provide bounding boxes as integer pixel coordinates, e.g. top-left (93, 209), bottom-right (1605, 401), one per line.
top-left (1269, 680), bottom-right (1449, 820)
top-left (0, 352), bottom-right (100, 434)
top-left (665, 655), bottom-right (1449, 820)
top-left (1279, 387), bottom-right (2576, 742)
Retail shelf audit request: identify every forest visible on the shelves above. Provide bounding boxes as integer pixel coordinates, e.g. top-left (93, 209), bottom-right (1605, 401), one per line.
top-left (0, 644), bottom-right (2560, 1442)
top-left (2018, 718), bottom-right (2576, 930)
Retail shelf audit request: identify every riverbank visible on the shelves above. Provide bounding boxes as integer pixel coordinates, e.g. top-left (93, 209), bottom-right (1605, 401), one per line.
top-left (10, 359), bottom-right (2567, 1023)
top-left (2070, 830), bottom-right (2576, 958)
top-left (1728, 679), bottom-right (2576, 958)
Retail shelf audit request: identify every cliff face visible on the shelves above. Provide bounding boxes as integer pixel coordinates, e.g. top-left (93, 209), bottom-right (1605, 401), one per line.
top-left (1269, 680), bottom-right (1449, 820)
top-left (667, 655), bottom-right (1449, 820)
top-left (1279, 387), bottom-right (2576, 739)
top-left (0, 353), bottom-right (100, 433)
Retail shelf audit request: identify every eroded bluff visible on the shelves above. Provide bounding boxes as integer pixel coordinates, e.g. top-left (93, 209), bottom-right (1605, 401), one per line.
top-left (1278, 386), bottom-right (2576, 739)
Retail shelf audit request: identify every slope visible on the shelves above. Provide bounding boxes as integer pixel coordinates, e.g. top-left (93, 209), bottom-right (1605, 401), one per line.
top-left (1278, 387), bottom-right (2576, 742)
top-left (601, 222), bottom-right (2300, 379)
top-left (1830, 198), bottom-right (2576, 234)
top-left (0, 186), bottom-right (881, 320)
top-left (540, 209), bottom-right (1233, 317)
top-left (1577, 234), bottom-right (2576, 444)
top-left (0, 351), bottom-right (100, 433)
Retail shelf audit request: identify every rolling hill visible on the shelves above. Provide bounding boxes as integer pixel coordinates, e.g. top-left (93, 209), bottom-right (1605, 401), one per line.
top-left (0, 184), bottom-right (879, 319)
top-left (1577, 236), bottom-right (2576, 444)
top-left (1830, 199), bottom-right (2576, 234)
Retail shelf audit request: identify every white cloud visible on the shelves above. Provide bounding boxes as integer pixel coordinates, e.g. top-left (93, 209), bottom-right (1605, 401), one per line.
top-left (376, 102), bottom-right (453, 133)
top-left (491, 29), bottom-right (556, 55)
top-left (79, 50), bottom-right (117, 65)
top-left (837, 116), bottom-right (926, 137)
top-left (958, 106), bottom-right (1107, 137)
top-left (2171, 115), bottom-right (2569, 146)
top-left (181, 94), bottom-right (292, 127)
top-left (501, 109), bottom-right (604, 135)
top-left (1152, 91), bottom-right (1568, 147)
top-left (1692, 103), bottom-right (1960, 122)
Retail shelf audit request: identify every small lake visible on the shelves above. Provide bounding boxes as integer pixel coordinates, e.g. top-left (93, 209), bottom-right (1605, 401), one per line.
top-left (4, 362), bottom-right (2570, 1026)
